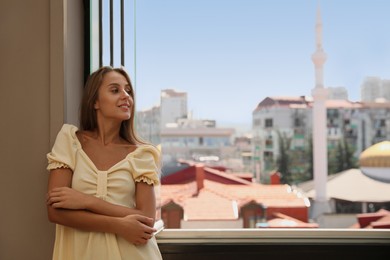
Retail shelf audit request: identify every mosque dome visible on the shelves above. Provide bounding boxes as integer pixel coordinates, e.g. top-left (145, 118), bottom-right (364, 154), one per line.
top-left (359, 141), bottom-right (390, 183)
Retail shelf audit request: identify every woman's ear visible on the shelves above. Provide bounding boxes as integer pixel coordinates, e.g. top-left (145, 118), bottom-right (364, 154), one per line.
top-left (94, 101), bottom-right (99, 110)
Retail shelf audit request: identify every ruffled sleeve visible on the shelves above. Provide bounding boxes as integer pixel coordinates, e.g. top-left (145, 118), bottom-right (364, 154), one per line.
top-left (46, 124), bottom-right (78, 171)
top-left (128, 145), bottom-right (161, 186)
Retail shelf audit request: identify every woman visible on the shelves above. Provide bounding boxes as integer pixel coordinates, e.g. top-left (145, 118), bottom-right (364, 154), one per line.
top-left (46, 66), bottom-right (163, 259)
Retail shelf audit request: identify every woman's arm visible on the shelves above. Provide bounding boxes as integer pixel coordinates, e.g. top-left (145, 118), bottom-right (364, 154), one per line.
top-left (135, 182), bottom-right (157, 222)
top-left (47, 186), bottom-right (144, 217)
top-left (80, 181), bottom-right (157, 223)
top-left (49, 207), bottom-right (155, 245)
top-left (48, 183), bottom-right (157, 225)
top-left (46, 168), bottom-right (156, 244)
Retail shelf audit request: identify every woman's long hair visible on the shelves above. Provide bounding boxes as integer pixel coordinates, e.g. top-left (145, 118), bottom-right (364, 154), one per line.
top-left (79, 66), bottom-right (147, 145)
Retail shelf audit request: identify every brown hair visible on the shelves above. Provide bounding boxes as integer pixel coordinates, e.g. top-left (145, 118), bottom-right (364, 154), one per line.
top-left (80, 66), bottom-right (147, 145)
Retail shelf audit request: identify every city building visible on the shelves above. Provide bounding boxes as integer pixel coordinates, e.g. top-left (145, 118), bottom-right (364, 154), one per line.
top-left (160, 89), bottom-right (188, 129)
top-left (252, 96), bottom-right (312, 183)
top-left (160, 125), bottom-right (236, 166)
top-left (252, 97), bottom-right (390, 184)
top-left (297, 168), bottom-right (390, 227)
top-left (137, 89), bottom-right (245, 170)
top-left (136, 105), bottom-right (161, 145)
top-left (360, 76), bottom-right (390, 102)
top-left (383, 79), bottom-right (390, 101)
top-left (327, 86), bottom-right (348, 100)
top-left (297, 141), bottom-right (390, 228)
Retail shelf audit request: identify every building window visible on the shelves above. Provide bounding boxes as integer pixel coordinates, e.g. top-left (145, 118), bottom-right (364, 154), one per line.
top-left (265, 118), bottom-right (273, 128)
top-left (294, 118), bottom-right (302, 127)
top-left (265, 139), bottom-right (273, 149)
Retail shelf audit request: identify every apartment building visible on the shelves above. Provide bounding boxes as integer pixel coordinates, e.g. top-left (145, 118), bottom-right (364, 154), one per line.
top-left (160, 89), bottom-right (188, 128)
top-left (252, 96), bottom-right (390, 183)
top-left (136, 105), bottom-right (161, 145)
top-left (361, 76), bottom-right (390, 102)
top-left (327, 86), bottom-right (348, 100)
top-left (137, 90), bottom-right (241, 169)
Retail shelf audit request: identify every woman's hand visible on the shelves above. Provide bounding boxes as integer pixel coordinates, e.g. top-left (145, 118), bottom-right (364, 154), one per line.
top-left (116, 214), bottom-right (157, 245)
top-left (47, 187), bottom-right (91, 210)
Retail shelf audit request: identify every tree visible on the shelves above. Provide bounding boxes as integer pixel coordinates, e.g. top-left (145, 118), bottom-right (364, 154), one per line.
top-left (276, 131), bottom-right (292, 184)
top-left (328, 138), bottom-right (357, 174)
top-left (343, 138), bottom-right (357, 169)
top-left (305, 135), bottom-right (314, 180)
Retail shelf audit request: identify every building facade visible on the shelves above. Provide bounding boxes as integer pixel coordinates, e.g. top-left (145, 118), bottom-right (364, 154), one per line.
top-left (252, 97), bottom-right (390, 184)
top-left (361, 76), bottom-right (390, 102)
top-left (160, 89), bottom-right (188, 128)
top-left (136, 105), bottom-right (161, 145)
top-left (137, 89), bottom-right (244, 170)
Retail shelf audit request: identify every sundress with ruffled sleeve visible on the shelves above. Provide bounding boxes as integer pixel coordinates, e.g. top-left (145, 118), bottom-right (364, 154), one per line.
top-left (46, 124), bottom-right (163, 260)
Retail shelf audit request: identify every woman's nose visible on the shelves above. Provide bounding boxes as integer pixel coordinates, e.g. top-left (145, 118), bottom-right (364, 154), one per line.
top-left (121, 90), bottom-right (130, 98)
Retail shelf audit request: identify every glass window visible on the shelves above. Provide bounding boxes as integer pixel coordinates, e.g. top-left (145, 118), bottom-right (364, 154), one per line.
top-left (85, 1), bottom-right (390, 234)
top-left (265, 119), bottom-right (273, 128)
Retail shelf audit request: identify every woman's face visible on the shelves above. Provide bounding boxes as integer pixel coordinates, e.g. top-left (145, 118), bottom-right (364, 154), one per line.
top-left (94, 71), bottom-right (134, 123)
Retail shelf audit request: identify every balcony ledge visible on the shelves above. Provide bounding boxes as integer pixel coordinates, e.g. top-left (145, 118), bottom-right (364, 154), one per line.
top-left (156, 229), bottom-right (390, 259)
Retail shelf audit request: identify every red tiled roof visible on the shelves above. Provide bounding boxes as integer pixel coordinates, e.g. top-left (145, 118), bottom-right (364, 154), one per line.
top-left (204, 167), bottom-right (253, 185)
top-left (253, 96), bottom-right (369, 111)
top-left (161, 179), bottom-right (309, 221)
top-left (254, 96), bottom-right (309, 111)
top-left (351, 209), bottom-right (390, 229)
top-left (183, 190), bottom-right (238, 220)
top-left (360, 101), bottom-right (390, 108)
top-left (161, 162), bottom-right (310, 223)
top-left (162, 161), bottom-right (253, 185)
top-left (160, 182), bottom-right (197, 207)
top-left (204, 180), bottom-right (307, 208)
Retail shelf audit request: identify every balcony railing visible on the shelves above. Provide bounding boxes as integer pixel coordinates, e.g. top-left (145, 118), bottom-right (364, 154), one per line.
top-left (156, 229), bottom-right (390, 259)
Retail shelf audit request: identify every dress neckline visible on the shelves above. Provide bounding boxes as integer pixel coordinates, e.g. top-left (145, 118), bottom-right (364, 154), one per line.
top-left (70, 125), bottom-right (142, 172)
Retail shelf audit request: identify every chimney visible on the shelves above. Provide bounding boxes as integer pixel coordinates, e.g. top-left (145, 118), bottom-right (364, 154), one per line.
top-left (195, 164), bottom-right (205, 192)
top-left (270, 171), bottom-right (281, 185)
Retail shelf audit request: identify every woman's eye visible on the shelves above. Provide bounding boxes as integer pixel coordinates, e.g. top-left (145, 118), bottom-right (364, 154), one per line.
top-left (111, 88), bottom-right (119, 93)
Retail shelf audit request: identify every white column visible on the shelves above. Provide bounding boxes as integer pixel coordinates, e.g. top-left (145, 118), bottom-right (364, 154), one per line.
top-left (312, 87), bottom-right (328, 202)
top-left (310, 4), bottom-right (331, 220)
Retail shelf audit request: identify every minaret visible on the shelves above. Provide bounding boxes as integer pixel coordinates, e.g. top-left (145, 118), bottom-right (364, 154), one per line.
top-left (311, 3), bottom-right (330, 219)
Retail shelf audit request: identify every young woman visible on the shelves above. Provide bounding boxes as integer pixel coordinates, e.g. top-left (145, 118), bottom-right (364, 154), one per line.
top-left (46, 66), bottom-right (163, 259)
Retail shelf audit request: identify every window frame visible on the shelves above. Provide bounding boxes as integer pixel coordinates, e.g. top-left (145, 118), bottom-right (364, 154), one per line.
top-left (81, 2), bottom-right (390, 245)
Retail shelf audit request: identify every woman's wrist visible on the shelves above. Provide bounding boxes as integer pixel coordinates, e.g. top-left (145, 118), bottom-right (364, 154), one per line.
top-left (111, 217), bottom-right (126, 236)
top-left (83, 194), bottom-right (98, 211)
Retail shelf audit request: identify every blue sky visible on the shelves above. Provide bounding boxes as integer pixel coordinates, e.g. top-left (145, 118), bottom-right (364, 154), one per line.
top-left (124, 0), bottom-right (390, 129)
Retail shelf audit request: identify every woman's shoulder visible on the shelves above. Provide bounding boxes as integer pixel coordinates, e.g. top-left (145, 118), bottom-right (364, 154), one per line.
top-left (55, 124), bottom-right (79, 143)
top-left (127, 144), bottom-right (161, 161)
top-left (60, 123), bottom-right (79, 132)
top-left (134, 144), bottom-right (160, 154)
top-left (127, 143), bottom-right (162, 183)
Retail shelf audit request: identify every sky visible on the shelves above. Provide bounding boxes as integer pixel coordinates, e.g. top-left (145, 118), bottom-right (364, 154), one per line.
top-left (122, 0), bottom-right (390, 130)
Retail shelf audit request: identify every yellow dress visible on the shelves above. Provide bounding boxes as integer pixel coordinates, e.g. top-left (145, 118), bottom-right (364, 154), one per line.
top-left (46, 124), bottom-right (163, 260)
